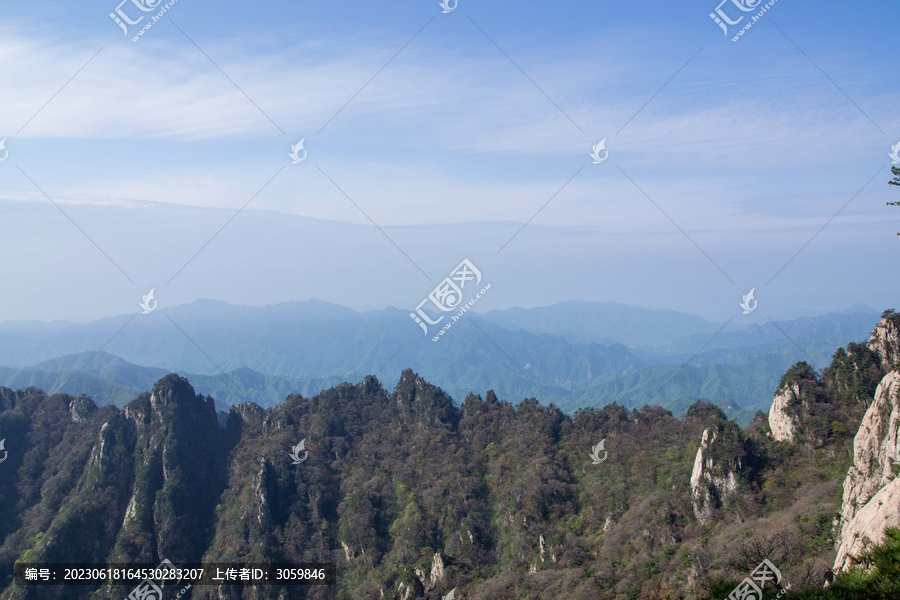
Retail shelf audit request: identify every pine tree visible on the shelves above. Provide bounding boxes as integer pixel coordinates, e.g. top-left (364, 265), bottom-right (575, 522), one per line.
top-left (890, 166), bottom-right (899, 235)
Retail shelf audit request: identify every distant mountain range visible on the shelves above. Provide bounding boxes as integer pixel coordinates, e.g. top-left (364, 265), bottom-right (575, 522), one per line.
top-left (483, 300), bottom-right (725, 346)
top-left (0, 352), bottom-right (345, 411)
top-left (0, 300), bottom-right (882, 423)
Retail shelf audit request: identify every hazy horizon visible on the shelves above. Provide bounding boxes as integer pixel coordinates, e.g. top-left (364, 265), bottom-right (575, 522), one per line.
top-left (0, 289), bottom-right (883, 328)
top-left (1, 0), bottom-right (898, 325)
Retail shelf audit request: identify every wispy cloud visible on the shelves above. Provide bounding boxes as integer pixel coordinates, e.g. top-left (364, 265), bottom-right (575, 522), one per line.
top-left (2, 29), bottom-right (894, 154)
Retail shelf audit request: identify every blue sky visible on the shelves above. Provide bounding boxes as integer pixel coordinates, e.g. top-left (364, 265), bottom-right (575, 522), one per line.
top-left (0, 0), bottom-right (898, 322)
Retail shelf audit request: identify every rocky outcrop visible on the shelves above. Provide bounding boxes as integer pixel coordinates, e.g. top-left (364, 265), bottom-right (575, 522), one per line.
top-left (690, 427), bottom-right (741, 522)
top-left (414, 552), bottom-right (447, 591)
top-left (341, 541), bottom-right (354, 562)
top-left (768, 384), bottom-right (799, 442)
top-left (397, 578), bottom-right (424, 600)
top-left (834, 477), bottom-right (900, 571)
top-left (0, 387), bottom-right (18, 411)
top-left (69, 395), bottom-right (97, 423)
top-left (867, 313), bottom-right (900, 372)
top-left (430, 552), bottom-right (446, 588)
top-left (765, 361), bottom-right (833, 446)
top-left (255, 458), bottom-right (273, 528)
top-left (394, 369), bottom-right (458, 429)
top-left (834, 370), bottom-right (900, 571)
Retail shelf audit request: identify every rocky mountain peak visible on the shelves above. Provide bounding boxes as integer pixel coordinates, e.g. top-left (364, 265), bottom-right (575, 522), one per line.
top-left (867, 310), bottom-right (900, 372)
top-left (689, 420), bottom-right (749, 523)
top-left (361, 374), bottom-right (383, 395)
top-left (393, 368), bottom-right (457, 427)
top-left (0, 387), bottom-right (19, 411)
top-left (150, 374), bottom-right (204, 410)
top-left (764, 361), bottom-right (852, 448)
top-left (768, 383), bottom-right (799, 442)
top-left (68, 394), bottom-right (97, 423)
top-left (230, 400), bottom-right (265, 421)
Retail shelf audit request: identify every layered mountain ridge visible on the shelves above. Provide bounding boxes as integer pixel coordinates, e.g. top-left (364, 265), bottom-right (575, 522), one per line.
top-left (0, 311), bottom-right (898, 599)
top-left (0, 300), bottom-right (880, 423)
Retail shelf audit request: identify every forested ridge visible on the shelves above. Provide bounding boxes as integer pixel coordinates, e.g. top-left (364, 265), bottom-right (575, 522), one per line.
top-left (0, 316), bottom-right (898, 599)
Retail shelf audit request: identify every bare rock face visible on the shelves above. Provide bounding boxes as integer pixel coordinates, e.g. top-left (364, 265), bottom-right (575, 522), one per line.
top-left (415, 552), bottom-right (447, 591)
top-left (867, 313), bottom-right (900, 372)
top-left (768, 384), bottom-right (799, 442)
top-left (397, 578), bottom-right (424, 600)
top-left (255, 458), bottom-right (272, 528)
top-left (834, 370), bottom-right (900, 571)
top-left (690, 427), bottom-right (741, 523)
top-left (397, 581), bottom-right (412, 600)
top-left (341, 541), bottom-right (354, 563)
top-left (69, 395), bottom-right (97, 423)
top-left (430, 552), bottom-right (446, 588)
top-left (834, 477), bottom-right (900, 571)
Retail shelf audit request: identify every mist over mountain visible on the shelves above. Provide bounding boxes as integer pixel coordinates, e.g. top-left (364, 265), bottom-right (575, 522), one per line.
top-left (0, 352), bottom-right (346, 410)
top-left (3, 195), bottom-right (895, 327)
top-left (483, 301), bottom-right (725, 346)
top-left (0, 301), bottom-right (880, 423)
